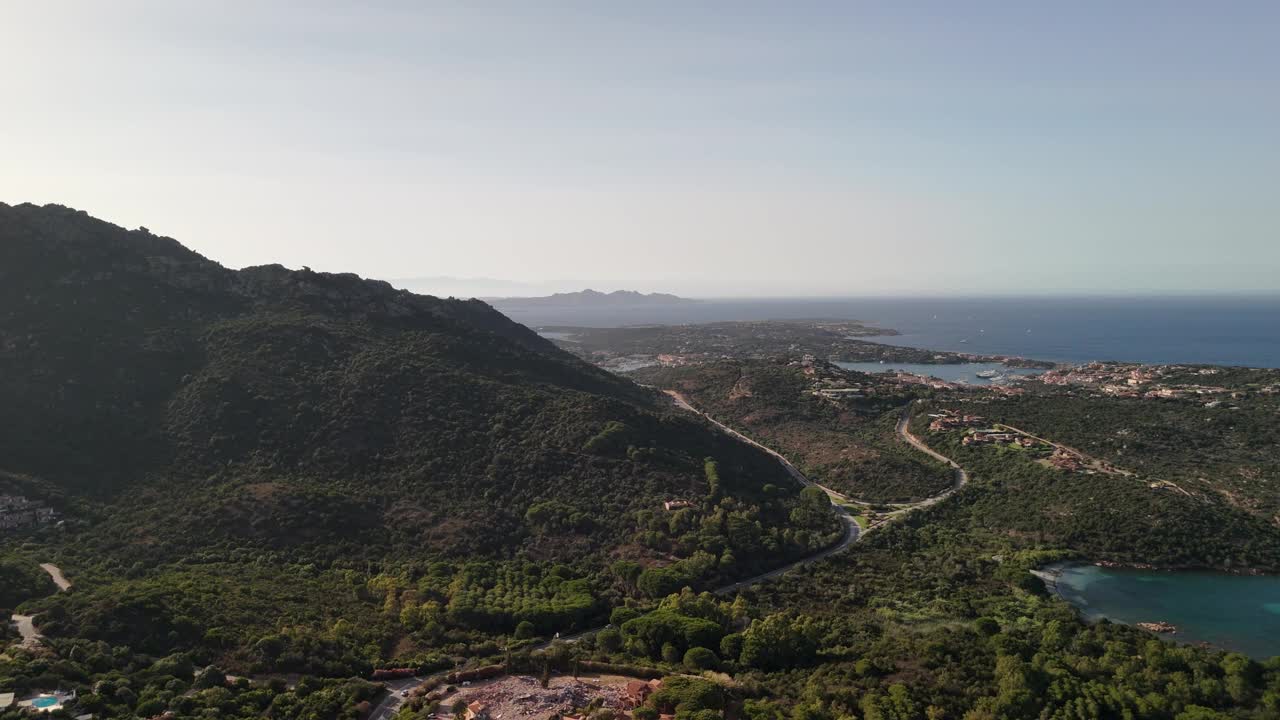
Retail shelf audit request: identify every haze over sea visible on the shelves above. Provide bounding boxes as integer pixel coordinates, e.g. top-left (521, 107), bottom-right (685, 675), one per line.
top-left (496, 296), bottom-right (1280, 368)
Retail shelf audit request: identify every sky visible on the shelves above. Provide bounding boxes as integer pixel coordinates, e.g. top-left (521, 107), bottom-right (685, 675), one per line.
top-left (3, 1), bottom-right (1278, 297)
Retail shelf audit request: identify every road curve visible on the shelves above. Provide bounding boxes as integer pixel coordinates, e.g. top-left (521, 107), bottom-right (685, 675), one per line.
top-left (9, 563), bottom-right (72, 648)
top-left (369, 395), bottom-right (968, 720)
top-left (891, 402), bottom-right (968, 514)
top-left (12, 613), bottom-right (40, 647)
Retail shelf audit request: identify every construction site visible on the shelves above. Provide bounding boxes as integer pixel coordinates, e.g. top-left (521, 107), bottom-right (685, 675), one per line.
top-left (439, 674), bottom-right (642, 720)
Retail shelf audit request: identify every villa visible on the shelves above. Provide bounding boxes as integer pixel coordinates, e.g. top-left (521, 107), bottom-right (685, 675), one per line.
top-left (623, 679), bottom-right (662, 708)
top-left (15, 690), bottom-right (75, 714)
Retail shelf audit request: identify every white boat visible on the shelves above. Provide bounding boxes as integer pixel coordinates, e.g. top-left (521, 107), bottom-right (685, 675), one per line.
top-left (975, 370), bottom-right (999, 379)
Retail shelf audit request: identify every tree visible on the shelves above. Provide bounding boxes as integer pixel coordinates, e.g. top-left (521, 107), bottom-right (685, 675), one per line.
top-left (610, 607), bottom-right (641, 626)
top-left (683, 647), bottom-right (718, 671)
top-left (789, 486), bottom-right (834, 529)
top-left (740, 612), bottom-right (819, 671)
top-left (973, 617), bottom-right (1000, 637)
top-left (193, 666), bottom-right (226, 690)
top-left (662, 642), bottom-right (682, 664)
top-left (720, 633), bottom-right (744, 662)
top-left (637, 568), bottom-right (687, 599)
top-left (1175, 707), bottom-right (1231, 720)
top-left (611, 561), bottom-right (643, 590)
top-left (597, 628), bottom-right (623, 653)
top-left (704, 458), bottom-right (722, 501)
top-left (515, 621), bottom-right (537, 640)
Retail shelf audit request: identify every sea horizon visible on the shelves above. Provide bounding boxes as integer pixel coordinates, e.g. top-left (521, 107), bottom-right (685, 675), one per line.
top-left (498, 295), bottom-right (1280, 369)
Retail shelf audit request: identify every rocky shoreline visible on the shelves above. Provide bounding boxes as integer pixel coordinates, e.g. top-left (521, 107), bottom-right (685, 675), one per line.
top-left (1092, 559), bottom-right (1271, 576)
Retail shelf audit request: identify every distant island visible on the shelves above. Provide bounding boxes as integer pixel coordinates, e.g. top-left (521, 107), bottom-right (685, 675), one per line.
top-left (487, 289), bottom-right (696, 306)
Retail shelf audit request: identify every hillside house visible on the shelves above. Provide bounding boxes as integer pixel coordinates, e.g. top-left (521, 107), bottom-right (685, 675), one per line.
top-left (0, 496), bottom-right (57, 531)
top-left (928, 412), bottom-right (985, 432)
top-left (624, 679), bottom-right (662, 708)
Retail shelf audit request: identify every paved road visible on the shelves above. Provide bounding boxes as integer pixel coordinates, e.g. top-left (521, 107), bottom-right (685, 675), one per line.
top-left (369, 675), bottom-right (431, 720)
top-left (888, 402), bottom-right (969, 516)
top-left (368, 395), bottom-right (968, 719)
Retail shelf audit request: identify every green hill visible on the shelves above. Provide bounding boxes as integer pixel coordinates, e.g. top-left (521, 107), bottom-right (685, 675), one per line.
top-left (0, 203), bottom-right (838, 667)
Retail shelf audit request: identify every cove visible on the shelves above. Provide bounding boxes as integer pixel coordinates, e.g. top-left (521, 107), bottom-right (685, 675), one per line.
top-left (1040, 563), bottom-right (1280, 659)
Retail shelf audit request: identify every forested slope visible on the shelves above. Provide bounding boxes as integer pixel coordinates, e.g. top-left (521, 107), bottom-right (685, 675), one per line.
top-left (0, 203), bottom-right (838, 668)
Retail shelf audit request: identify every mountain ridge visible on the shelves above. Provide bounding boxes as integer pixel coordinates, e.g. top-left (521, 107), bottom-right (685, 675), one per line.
top-left (488, 288), bottom-right (695, 306)
top-left (0, 202), bottom-right (840, 666)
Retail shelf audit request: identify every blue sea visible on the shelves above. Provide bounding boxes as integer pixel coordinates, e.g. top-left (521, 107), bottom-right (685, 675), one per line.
top-left (1052, 564), bottom-right (1280, 659)
top-left (499, 296), bottom-right (1280, 368)
top-left (834, 362), bottom-right (1044, 385)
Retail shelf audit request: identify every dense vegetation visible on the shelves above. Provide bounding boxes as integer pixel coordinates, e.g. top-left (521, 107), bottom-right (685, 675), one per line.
top-left (635, 361), bottom-right (954, 503)
top-left (724, 509), bottom-right (1280, 720)
top-left (0, 637), bottom-right (382, 720)
top-left (5, 204), bottom-right (1279, 719)
top-left (0, 556), bottom-right (54, 610)
top-left (533, 440), bottom-right (1280, 719)
top-left (913, 407), bottom-right (1280, 572)
top-left (0, 204), bottom-right (836, 678)
top-left (969, 389), bottom-right (1280, 522)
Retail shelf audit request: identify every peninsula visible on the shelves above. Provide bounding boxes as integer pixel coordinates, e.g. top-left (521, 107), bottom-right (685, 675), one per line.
top-left (488, 289), bottom-right (696, 307)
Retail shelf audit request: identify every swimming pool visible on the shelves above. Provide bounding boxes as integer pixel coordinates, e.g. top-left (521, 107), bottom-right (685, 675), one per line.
top-left (31, 696), bottom-right (59, 709)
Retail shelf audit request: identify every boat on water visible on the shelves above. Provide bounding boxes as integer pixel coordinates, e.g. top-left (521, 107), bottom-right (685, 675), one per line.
top-left (975, 370), bottom-right (999, 379)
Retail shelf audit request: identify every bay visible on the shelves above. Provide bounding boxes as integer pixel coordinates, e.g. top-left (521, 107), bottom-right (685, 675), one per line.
top-left (1046, 563), bottom-right (1280, 659)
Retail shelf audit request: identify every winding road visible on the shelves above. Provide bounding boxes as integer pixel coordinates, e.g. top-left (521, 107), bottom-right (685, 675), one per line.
top-left (371, 396), bottom-right (968, 720)
top-left (889, 402), bottom-right (969, 514)
top-left (10, 563), bottom-right (70, 648)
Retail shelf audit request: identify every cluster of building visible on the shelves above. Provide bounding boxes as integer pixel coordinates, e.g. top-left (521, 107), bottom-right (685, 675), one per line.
top-left (1037, 362), bottom-right (1247, 406)
top-left (0, 495), bottom-right (57, 530)
top-left (1038, 362), bottom-right (1194, 388)
top-left (962, 431), bottom-right (1038, 449)
top-left (813, 386), bottom-right (865, 400)
top-left (927, 410), bottom-right (1106, 474)
top-left (927, 411), bottom-right (986, 432)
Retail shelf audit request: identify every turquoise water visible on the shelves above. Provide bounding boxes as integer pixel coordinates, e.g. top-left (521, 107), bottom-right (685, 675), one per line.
top-left (834, 361), bottom-right (1042, 385)
top-left (1052, 564), bottom-right (1280, 659)
top-left (32, 696), bottom-right (58, 709)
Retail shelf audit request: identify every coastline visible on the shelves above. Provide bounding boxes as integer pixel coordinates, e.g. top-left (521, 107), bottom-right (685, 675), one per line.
top-left (1040, 557), bottom-right (1275, 578)
top-left (1032, 560), bottom-right (1280, 659)
top-left (1030, 560), bottom-right (1081, 603)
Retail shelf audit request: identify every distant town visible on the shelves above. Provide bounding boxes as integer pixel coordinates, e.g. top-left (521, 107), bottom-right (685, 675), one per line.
top-left (538, 319), bottom-right (1055, 374)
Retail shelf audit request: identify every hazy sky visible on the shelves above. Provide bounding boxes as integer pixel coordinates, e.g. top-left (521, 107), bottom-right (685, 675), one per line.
top-left (4, 2), bottom-right (1277, 296)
